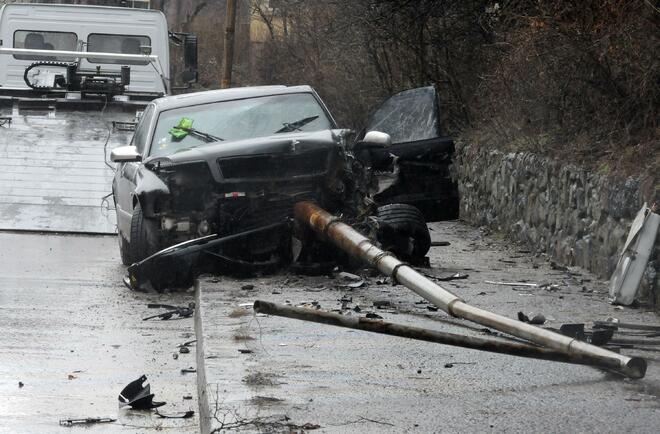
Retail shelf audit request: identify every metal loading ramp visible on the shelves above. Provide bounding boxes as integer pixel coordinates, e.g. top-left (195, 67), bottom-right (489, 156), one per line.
top-left (0, 100), bottom-right (136, 234)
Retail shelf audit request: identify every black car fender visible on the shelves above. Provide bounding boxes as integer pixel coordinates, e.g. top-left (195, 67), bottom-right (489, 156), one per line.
top-left (133, 166), bottom-right (170, 218)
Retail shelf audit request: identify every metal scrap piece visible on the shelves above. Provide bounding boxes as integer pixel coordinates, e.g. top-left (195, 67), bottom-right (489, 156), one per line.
top-left (59, 417), bottom-right (116, 427)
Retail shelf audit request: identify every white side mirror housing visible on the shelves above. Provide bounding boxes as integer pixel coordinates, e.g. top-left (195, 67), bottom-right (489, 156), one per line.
top-left (362, 130), bottom-right (392, 147)
top-left (111, 145), bottom-right (141, 163)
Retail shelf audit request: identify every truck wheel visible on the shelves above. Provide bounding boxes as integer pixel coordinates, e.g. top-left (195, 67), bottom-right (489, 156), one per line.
top-left (118, 233), bottom-right (134, 266)
top-left (376, 204), bottom-right (431, 261)
top-left (128, 203), bottom-right (159, 263)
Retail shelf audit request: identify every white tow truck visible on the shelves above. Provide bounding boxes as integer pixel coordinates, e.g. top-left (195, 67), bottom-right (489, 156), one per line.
top-left (0, 2), bottom-right (198, 233)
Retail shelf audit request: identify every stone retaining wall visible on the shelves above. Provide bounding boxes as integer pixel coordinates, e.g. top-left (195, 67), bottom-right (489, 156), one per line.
top-left (454, 143), bottom-right (658, 305)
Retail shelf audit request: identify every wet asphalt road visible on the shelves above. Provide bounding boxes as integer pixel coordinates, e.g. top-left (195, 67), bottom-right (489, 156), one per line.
top-left (196, 221), bottom-right (660, 433)
top-left (0, 232), bottom-right (198, 433)
top-left (2, 223), bottom-right (660, 433)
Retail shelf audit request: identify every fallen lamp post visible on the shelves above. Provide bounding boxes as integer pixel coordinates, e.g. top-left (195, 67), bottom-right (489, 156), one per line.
top-left (293, 201), bottom-right (646, 379)
top-left (254, 300), bottom-right (626, 372)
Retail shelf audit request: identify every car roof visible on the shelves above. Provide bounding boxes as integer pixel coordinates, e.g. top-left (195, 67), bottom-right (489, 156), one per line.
top-left (151, 85), bottom-right (316, 112)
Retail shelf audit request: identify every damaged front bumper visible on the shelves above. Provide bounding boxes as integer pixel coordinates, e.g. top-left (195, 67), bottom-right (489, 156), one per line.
top-left (125, 221), bottom-right (289, 291)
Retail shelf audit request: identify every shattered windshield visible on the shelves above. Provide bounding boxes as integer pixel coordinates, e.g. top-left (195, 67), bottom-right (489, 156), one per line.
top-left (149, 93), bottom-right (332, 157)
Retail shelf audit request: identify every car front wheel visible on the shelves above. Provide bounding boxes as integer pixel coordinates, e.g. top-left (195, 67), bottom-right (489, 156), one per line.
top-left (376, 203), bottom-right (431, 263)
top-left (118, 233), bottom-right (134, 266)
top-left (128, 203), bottom-right (159, 263)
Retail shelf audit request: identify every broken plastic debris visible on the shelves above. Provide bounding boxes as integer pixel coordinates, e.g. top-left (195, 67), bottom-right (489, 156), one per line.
top-left (155, 410), bottom-right (195, 419)
top-left (60, 417), bottom-right (116, 427)
top-left (118, 375), bottom-right (165, 410)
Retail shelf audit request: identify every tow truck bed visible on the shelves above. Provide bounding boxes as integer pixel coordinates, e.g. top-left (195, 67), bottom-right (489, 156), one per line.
top-left (0, 98), bottom-right (141, 233)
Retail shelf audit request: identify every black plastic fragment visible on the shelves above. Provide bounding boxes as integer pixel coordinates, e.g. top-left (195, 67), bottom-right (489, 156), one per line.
top-left (118, 375), bottom-right (166, 410)
top-left (155, 410), bottom-right (195, 419)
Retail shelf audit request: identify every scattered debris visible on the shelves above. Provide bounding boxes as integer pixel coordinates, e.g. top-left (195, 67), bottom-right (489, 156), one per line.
top-left (433, 272), bottom-right (468, 281)
top-left (179, 346), bottom-right (190, 354)
top-left (550, 261), bottom-right (568, 271)
top-left (241, 284), bottom-right (255, 291)
top-left (337, 272), bottom-right (366, 288)
top-left (558, 324), bottom-right (614, 346)
top-left (183, 395), bottom-right (193, 400)
top-left (243, 372), bottom-right (279, 386)
top-left (118, 375), bottom-right (166, 410)
top-left (238, 349), bottom-right (254, 354)
top-left (365, 312), bottom-right (383, 319)
top-left (250, 396), bottom-right (285, 405)
top-left (18, 381), bottom-right (24, 388)
top-left (142, 303), bottom-right (195, 321)
top-left (155, 410), bottom-right (195, 419)
top-left (181, 368), bottom-right (197, 374)
top-left (179, 339), bottom-right (197, 348)
top-left (426, 306), bottom-right (438, 312)
top-left (517, 312), bottom-right (546, 325)
top-left (339, 271), bottom-right (362, 282)
top-left (594, 318), bottom-right (660, 332)
top-left (373, 299), bottom-right (391, 308)
top-left (485, 281), bottom-right (538, 287)
top-left (430, 241), bottom-right (451, 246)
top-left (444, 362), bottom-right (476, 368)
top-left (59, 417), bottom-right (116, 427)
top-left (539, 282), bottom-right (561, 291)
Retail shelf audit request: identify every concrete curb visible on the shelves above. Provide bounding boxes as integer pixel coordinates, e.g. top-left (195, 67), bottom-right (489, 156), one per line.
top-left (194, 279), bottom-right (212, 434)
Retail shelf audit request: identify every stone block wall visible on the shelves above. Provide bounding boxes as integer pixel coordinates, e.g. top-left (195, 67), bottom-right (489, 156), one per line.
top-left (454, 143), bottom-right (658, 304)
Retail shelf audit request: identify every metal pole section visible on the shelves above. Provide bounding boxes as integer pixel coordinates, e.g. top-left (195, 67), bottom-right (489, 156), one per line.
top-left (254, 300), bottom-right (626, 370)
top-left (293, 201), bottom-right (647, 379)
top-left (221, 0), bottom-right (238, 89)
top-left (0, 48), bottom-right (158, 63)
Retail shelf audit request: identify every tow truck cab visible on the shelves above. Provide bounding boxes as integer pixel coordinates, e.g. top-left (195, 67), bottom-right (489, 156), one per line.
top-left (0, 3), bottom-right (196, 96)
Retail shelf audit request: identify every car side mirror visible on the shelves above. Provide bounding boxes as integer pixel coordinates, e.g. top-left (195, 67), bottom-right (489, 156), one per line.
top-left (362, 131), bottom-right (392, 147)
top-left (111, 145), bottom-right (141, 163)
top-left (182, 34), bottom-right (198, 83)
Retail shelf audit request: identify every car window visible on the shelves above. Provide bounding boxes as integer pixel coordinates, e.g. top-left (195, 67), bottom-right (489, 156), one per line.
top-left (87, 34), bottom-right (151, 65)
top-left (13, 30), bottom-right (78, 61)
top-left (149, 93), bottom-right (333, 157)
top-left (366, 86), bottom-right (440, 143)
top-left (132, 105), bottom-right (154, 154)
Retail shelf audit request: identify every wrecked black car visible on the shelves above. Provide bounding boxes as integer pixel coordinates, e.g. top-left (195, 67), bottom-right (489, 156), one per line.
top-left (111, 85), bottom-right (455, 290)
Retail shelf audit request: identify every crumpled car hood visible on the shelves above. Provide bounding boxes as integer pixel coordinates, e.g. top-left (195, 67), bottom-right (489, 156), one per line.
top-left (146, 129), bottom-right (345, 165)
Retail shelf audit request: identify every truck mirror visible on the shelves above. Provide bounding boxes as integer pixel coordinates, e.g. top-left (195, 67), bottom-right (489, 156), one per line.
top-left (182, 34), bottom-right (198, 83)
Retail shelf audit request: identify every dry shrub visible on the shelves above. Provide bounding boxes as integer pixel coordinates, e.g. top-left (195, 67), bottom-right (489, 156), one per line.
top-left (472, 0), bottom-right (659, 179)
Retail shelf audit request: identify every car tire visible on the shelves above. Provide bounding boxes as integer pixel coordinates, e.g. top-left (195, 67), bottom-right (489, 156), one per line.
top-left (128, 203), bottom-right (159, 263)
top-left (376, 203), bottom-right (431, 261)
top-left (118, 233), bottom-right (134, 266)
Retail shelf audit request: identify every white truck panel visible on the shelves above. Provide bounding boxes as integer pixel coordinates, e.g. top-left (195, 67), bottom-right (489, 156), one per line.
top-left (0, 3), bottom-right (169, 94)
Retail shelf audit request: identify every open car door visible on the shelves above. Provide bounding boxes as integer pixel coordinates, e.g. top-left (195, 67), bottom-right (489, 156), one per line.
top-left (364, 86), bottom-right (458, 221)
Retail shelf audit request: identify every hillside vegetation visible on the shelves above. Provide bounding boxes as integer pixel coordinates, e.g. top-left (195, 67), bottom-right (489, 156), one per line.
top-left (244, 0), bottom-right (657, 192)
